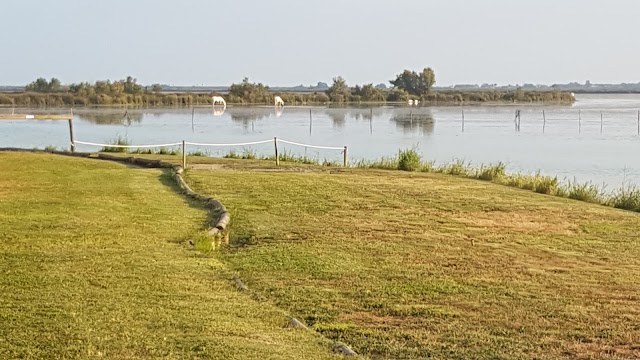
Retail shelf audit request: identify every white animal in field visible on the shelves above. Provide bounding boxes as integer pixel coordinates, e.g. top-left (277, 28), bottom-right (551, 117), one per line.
top-left (414, 99), bottom-right (420, 105)
top-left (212, 96), bottom-right (227, 108)
top-left (408, 99), bottom-right (414, 105)
top-left (274, 96), bottom-right (284, 107)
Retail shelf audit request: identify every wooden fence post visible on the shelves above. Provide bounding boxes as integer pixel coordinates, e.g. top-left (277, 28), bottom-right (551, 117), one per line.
top-left (343, 146), bottom-right (348, 167)
top-left (461, 108), bottom-right (465, 132)
top-left (542, 110), bottom-right (546, 133)
top-left (182, 140), bottom-right (186, 169)
top-left (68, 117), bottom-right (75, 153)
top-left (274, 137), bottom-right (279, 166)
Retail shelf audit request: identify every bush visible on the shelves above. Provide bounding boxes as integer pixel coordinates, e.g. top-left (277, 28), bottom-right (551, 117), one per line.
top-left (564, 180), bottom-right (603, 203)
top-left (533, 174), bottom-right (558, 195)
top-left (101, 136), bottom-right (129, 153)
top-left (477, 162), bottom-right (506, 181)
top-left (397, 148), bottom-right (421, 171)
top-left (611, 185), bottom-right (640, 211)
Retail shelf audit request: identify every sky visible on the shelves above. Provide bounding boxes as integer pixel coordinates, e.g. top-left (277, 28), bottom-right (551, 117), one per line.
top-left (2, 0), bottom-right (640, 87)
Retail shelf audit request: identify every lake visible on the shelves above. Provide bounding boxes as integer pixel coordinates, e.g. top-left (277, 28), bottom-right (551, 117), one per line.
top-left (1, 93), bottom-right (639, 188)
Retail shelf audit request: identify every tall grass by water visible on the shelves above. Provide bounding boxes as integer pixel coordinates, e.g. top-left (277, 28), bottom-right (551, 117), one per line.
top-left (94, 141), bottom-right (640, 213)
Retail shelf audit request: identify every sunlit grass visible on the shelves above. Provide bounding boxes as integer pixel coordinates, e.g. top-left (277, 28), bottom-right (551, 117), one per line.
top-left (181, 156), bottom-right (640, 359)
top-left (0, 152), bottom-right (336, 360)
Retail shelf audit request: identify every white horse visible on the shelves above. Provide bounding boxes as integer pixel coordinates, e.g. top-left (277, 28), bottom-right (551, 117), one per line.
top-left (408, 99), bottom-right (414, 105)
top-left (212, 96), bottom-right (227, 108)
top-left (274, 96), bottom-right (284, 107)
top-left (414, 99), bottom-right (419, 106)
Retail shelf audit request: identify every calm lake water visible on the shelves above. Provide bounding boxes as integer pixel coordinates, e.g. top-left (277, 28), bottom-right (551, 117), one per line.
top-left (2, 94), bottom-right (639, 188)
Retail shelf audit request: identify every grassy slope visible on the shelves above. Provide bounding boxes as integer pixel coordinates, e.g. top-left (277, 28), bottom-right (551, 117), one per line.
top-left (184, 158), bottom-right (640, 359)
top-left (0, 152), bottom-right (336, 360)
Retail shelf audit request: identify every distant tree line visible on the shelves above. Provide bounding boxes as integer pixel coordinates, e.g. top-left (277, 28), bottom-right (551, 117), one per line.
top-left (0, 69), bottom-right (576, 107)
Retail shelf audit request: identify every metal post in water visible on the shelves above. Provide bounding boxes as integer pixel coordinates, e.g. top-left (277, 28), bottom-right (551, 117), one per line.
top-left (579, 110), bottom-right (582, 133)
top-left (600, 111), bottom-right (603, 134)
top-left (542, 110), bottom-right (546, 133)
top-left (369, 108), bottom-right (373, 134)
top-left (309, 108), bottom-right (312, 135)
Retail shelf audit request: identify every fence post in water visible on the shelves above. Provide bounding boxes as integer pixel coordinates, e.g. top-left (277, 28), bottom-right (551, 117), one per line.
top-left (461, 108), bottom-right (465, 132)
top-left (273, 137), bottom-right (279, 166)
top-left (343, 146), bottom-right (348, 167)
top-left (600, 111), bottom-right (603, 134)
top-left (637, 110), bottom-right (639, 135)
top-left (369, 108), bottom-right (373, 134)
top-left (309, 108), bottom-right (313, 135)
top-left (68, 115), bottom-right (75, 153)
top-left (578, 110), bottom-right (582, 133)
top-left (182, 140), bottom-right (186, 169)
top-left (542, 110), bottom-right (546, 133)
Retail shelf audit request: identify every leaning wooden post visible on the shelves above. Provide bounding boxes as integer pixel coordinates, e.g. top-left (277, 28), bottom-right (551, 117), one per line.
top-left (182, 140), bottom-right (186, 169)
top-left (542, 110), bottom-right (546, 133)
top-left (273, 137), bottom-right (279, 166)
top-left (343, 146), bottom-right (348, 167)
top-left (67, 114), bottom-right (75, 153)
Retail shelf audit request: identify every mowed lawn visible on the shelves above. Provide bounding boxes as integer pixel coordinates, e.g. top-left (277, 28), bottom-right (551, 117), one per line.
top-left (185, 158), bottom-right (640, 359)
top-left (0, 152), bottom-right (336, 360)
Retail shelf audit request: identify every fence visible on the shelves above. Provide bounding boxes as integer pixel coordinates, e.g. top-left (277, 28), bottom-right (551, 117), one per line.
top-left (460, 109), bottom-right (640, 135)
top-left (74, 138), bottom-right (348, 168)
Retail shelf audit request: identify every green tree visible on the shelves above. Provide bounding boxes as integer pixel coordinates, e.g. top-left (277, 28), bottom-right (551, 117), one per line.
top-left (326, 76), bottom-right (350, 103)
top-left (390, 67), bottom-right (436, 95)
top-left (354, 83), bottom-right (385, 102)
top-left (26, 78), bottom-right (52, 92)
top-left (420, 68), bottom-right (435, 93)
top-left (49, 78), bottom-right (62, 92)
top-left (228, 77), bottom-right (270, 103)
top-left (123, 76), bottom-right (143, 94)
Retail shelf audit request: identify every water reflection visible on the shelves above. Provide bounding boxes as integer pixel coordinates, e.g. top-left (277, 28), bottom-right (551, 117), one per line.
top-left (390, 111), bottom-right (435, 135)
top-left (213, 105), bottom-right (226, 117)
top-left (77, 111), bottom-right (143, 125)
top-left (325, 109), bottom-right (346, 127)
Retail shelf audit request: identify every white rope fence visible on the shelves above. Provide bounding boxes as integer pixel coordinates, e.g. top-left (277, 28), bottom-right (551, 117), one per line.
top-left (185, 139), bottom-right (273, 147)
top-left (277, 138), bottom-right (344, 151)
top-left (75, 140), bottom-right (182, 148)
top-left (73, 137), bottom-right (349, 166)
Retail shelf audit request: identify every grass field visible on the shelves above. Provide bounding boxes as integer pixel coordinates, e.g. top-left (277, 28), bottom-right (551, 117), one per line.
top-left (0, 152), bottom-right (337, 359)
top-left (182, 157), bottom-right (640, 359)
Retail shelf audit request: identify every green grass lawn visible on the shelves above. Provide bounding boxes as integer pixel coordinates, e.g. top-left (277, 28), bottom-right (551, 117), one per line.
top-left (0, 152), bottom-right (336, 360)
top-left (183, 157), bottom-right (640, 359)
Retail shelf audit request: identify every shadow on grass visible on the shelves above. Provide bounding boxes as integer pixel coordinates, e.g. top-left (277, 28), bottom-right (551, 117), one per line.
top-left (157, 169), bottom-right (225, 246)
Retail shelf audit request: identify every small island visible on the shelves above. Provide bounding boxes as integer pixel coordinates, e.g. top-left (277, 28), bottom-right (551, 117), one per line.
top-left (0, 68), bottom-right (575, 107)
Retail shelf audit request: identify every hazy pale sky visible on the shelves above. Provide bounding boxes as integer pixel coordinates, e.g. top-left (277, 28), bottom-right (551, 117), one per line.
top-left (2, 0), bottom-right (639, 86)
